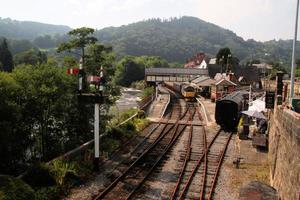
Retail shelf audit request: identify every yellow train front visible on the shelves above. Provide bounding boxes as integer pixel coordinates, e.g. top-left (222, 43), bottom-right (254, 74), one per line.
top-left (181, 84), bottom-right (196, 101)
top-left (172, 82), bottom-right (196, 101)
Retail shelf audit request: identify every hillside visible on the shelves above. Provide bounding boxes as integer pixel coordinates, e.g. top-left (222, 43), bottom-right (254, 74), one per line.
top-left (0, 18), bottom-right (71, 40)
top-left (95, 16), bottom-right (298, 66)
top-left (0, 16), bottom-right (298, 66)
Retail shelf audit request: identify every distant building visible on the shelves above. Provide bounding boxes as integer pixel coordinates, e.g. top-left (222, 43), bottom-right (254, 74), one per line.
top-left (184, 52), bottom-right (210, 69)
top-left (207, 64), bottom-right (261, 88)
top-left (211, 78), bottom-right (237, 101)
top-left (191, 76), bottom-right (216, 98)
top-left (252, 63), bottom-right (273, 78)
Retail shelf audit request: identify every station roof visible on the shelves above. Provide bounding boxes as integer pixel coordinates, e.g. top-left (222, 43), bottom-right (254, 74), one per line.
top-left (192, 76), bottom-right (216, 86)
top-left (145, 68), bottom-right (208, 76)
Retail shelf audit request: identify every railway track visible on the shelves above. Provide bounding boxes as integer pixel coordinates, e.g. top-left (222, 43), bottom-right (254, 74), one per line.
top-left (94, 95), bottom-right (233, 200)
top-left (170, 107), bottom-right (233, 200)
top-left (93, 97), bottom-right (192, 200)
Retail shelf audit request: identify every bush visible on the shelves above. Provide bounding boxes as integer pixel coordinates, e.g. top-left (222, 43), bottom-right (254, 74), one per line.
top-left (0, 175), bottom-right (35, 200)
top-left (141, 86), bottom-right (154, 99)
top-left (130, 80), bottom-right (146, 90)
top-left (134, 118), bottom-right (151, 132)
top-left (101, 138), bottom-right (120, 154)
top-left (50, 160), bottom-right (78, 186)
top-left (35, 186), bottom-right (62, 200)
top-left (22, 163), bottom-right (56, 188)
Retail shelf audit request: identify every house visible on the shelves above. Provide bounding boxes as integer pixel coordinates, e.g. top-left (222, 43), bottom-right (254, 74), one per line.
top-left (184, 52), bottom-right (210, 69)
top-left (191, 76), bottom-right (216, 98)
top-left (211, 78), bottom-right (237, 101)
top-left (207, 64), bottom-right (261, 88)
top-left (252, 63), bottom-right (273, 77)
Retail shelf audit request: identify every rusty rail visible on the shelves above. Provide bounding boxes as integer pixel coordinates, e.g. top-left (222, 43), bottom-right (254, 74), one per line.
top-left (177, 129), bottom-right (222, 199)
top-left (207, 132), bottom-right (233, 200)
top-left (94, 102), bottom-right (190, 200)
top-left (125, 105), bottom-right (197, 200)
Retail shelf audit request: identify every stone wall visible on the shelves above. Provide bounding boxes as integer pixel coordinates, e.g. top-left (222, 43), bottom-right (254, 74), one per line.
top-left (268, 107), bottom-right (300, 200)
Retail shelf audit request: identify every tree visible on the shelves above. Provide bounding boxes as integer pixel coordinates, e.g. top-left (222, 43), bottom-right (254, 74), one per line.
top-left (216, 47), bottom-right (232, 65)
top-left (10, 63), bottom-right (90, 162)
top-left (114, 56), bottom-right (145, 87)
top-left (63, 56), bottom-right (77, 68)
top-left (33, 35), bottom-right (56, 49)
top-left (57, 27), bottom-right (97, 65)
top-left (0, 71), bottom-right (33, 174)
top-left (0, 38), bottom-right (13, 72)
top-left (14, 49), bottom-right (47, 66)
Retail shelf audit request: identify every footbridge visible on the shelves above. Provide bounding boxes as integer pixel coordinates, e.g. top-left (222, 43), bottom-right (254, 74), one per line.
top-left (145, 68), bottom-right (208, 82)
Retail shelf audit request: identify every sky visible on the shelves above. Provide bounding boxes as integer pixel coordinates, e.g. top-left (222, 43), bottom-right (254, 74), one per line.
top-left (0, 0), bottom-right (298, 41)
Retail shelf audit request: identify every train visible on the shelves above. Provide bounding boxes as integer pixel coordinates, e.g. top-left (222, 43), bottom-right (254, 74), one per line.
top-left (166, 82), bottom-right (197, 101)
top-left (215, 91), bottom-right (249, 131)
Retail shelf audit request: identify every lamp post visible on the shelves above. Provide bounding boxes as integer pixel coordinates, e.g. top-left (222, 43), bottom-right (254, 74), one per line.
top-left (290, 0), bottom-right (300, 102)
top-left (227, 54), bottom-right (232, 74)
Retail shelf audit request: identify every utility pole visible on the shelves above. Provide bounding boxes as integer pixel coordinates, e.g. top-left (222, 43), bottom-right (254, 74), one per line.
top-left (290, 0), bottom-right (300, 102)
top-left (249, 84), bottom-right (252, 103)
top-left (79, 58), bottom-right (83, 93)
top-left (93, 66), bottom-right (104, 171)
top-left (94, 101), bottom-right (100, 171)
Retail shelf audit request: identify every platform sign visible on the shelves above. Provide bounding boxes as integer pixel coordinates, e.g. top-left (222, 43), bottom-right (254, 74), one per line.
top-left (266, 91), bottom-right (275, 109)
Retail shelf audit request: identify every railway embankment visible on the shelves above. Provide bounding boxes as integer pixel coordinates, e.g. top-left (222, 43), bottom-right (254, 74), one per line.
top-left (268, 106), bottom-right (300, 200)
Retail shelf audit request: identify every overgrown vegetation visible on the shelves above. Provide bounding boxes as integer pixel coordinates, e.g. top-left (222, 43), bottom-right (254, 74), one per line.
top-left (141, 86), bottom-right (155, 99)
top-left (0, 175), bottom-right (35, 200)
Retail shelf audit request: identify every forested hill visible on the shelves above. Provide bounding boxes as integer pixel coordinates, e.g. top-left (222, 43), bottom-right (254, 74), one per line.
top-left (95, 16), bottom-right (297, 65)
top-left (95, 16), bottom-right (247, 62)
top-left (0, 17), bottom-right (71, 40)
top-left (0, 16), bottom-right (297, 66)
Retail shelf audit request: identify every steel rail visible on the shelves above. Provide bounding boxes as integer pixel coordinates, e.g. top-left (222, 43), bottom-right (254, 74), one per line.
top-left (94, 102), bottom-right (190, 200)
top-left (196, 106), bottom-right (207, 200)
top-left (206, 132), bottom-right (233, 200)
top-left (170, 104), bottom-right (203, 200)
top-left (199, 126), bottom-right (208, 199)
top-left (126, 106), bottom-right (197, 200)
top-left (177, 129), bottom-right (222, 200)
top-left (170, 105), bottom-right (198, 200)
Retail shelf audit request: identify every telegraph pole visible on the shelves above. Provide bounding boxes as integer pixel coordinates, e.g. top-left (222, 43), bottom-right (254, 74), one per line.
top-left (79, 58), bottom-right (83, 94)
top-left (93, 66), bottom-right (104, 171)
top-left (290, 0), bottom-right (300, 101)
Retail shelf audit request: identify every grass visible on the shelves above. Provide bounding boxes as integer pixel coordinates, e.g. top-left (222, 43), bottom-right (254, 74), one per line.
top-left (229, 161), bottom-right (270, 190)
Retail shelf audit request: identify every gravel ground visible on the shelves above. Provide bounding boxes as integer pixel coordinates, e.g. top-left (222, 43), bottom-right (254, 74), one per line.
top-left (200, 99), bottom-right (269, 200)
top-left (65, 98), bottom-right (269, 200)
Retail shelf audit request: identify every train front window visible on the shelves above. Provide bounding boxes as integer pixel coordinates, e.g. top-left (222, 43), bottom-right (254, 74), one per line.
top-left (185, 87), bottom-right (195, 92)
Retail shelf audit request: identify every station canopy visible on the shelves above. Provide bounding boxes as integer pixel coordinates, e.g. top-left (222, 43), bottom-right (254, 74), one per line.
top-left (145, 68), bottom-right (208, 76)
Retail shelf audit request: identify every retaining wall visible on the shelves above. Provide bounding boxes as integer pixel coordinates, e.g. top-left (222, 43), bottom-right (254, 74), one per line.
top-left (268, 107), bottom-right (300, 200)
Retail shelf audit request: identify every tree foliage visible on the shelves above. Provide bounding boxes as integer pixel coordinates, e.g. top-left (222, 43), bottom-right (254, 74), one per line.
top-left (0, 38), bottom-right (14, 72)
top-left (216, 47), bottom-right (232, 65)
top-left (114, 56), bottom-right (169, 87)
top-left (0, 17), bottom-right (71, 40)
top-left (0, 63), bottom-right (94, 174)
top-left (57, 27), bottom-right (97, 64)
top-left (14, 49), bottom-right (47, 66)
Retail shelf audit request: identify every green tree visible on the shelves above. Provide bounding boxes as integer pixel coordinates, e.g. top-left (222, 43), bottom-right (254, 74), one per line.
top-left (0, 38), bottom-right (13, 72)
top-left (57, 27), bottom-right (97, 65)
top-left (216, 47), bottom-right (232, 65)
top-left (63, 56), bottom-right (77, 68)
top-left (0, 72), bottom-right (31, 174)
top-left (10, 63), bottom-right (91, 162)
top-left (14, 49), bottom-right (47, 66)
top-left (114, 56), bottom-right (145, 87)
top-left (33, 35), bottom-right (56, 49)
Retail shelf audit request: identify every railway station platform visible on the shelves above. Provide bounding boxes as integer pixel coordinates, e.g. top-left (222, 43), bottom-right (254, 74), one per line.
top-left (147, 93), bottom-right (170, 119)
top-left (197, 98), bottom-right (216, 125)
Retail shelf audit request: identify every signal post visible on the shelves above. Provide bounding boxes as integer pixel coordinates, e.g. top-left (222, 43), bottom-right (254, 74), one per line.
top-left (67, 60), bottom-right (105, 171)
